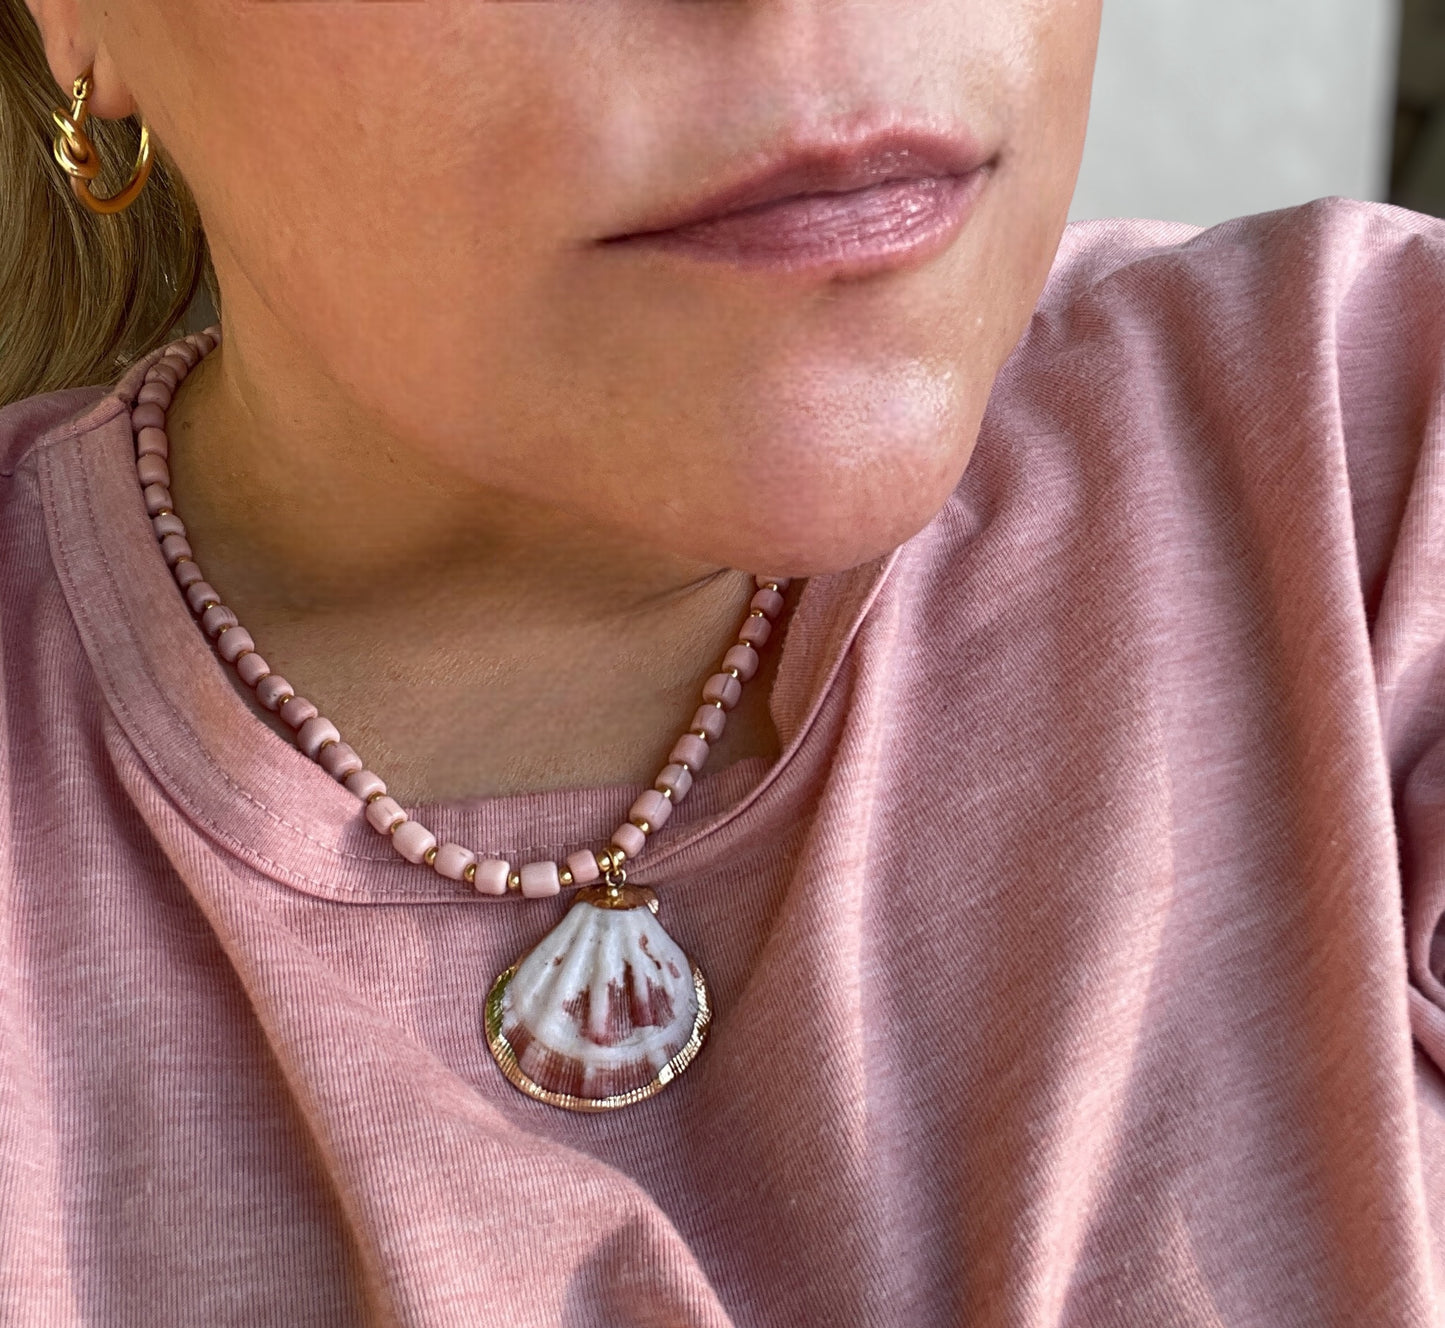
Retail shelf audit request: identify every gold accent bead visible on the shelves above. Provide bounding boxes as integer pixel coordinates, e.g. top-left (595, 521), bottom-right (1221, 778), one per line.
top-left (507, 871), bottom-right (522, 893)
top-left (709, 700), bottom-right (726, 710)
top-left (200, 599), bottom-right (219, 612)
top-left (316, 738), bottom-right (337, 753)
top-left (156, 507), bottom-right (174, 517)
top-left (423, 845), bottom-right (439, 866)
top-left (173, 555), bottom-right (194, 565)
top-left (631, 817), bottom-right (652, 835)
top-left (677, 763), bottom-right (692, 775)
top-left (762, 582), bottom-right (781, 593)
top-left (748, 608), bottom-right (766, 618)
top-left (559, 867), bottom-right (574, 887)
top-left (657, 785), bottom-right (674, 801)
top-left (611, 848), bottom-right (628, 867)
top-left (692, 729), bottom-right (710, 741)
top-left (724, 667), bottom-right (741, 680)
top-left (464, 862), bottom-right (477, 884)
top-left (365, 790), bottom-right (386, 805)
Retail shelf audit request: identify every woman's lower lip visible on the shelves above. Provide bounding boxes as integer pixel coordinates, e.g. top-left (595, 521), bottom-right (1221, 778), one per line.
top-left (601, 169), bottom-right (990, 277)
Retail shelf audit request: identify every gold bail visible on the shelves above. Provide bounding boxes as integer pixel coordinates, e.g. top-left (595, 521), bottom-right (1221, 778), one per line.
top-left (70, 70), bottom-right (92, 118)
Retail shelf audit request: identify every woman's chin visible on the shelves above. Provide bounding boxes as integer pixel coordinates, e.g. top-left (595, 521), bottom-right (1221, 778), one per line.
top-left (620, 438), bottom-right (975, 578)
top-left (695, 372), bottom-right (980, 574)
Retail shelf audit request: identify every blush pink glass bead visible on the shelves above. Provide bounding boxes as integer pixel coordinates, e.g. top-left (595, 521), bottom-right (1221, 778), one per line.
top-left (366, 795), bottom-right (407, 835)
top-left (136, 454), bottom-right (170, 488)
top-left (519, 861), bottom-right (561, 898)
top-left (279, 696), bottom-right (318, 730)
top-left (236, 651), bottom-right (270, 687)
top-left (159, 534), bottom-right (192, 566)
top-left (255, 674), bottom-right (294, 710)
top-left (670, 733), bottom-right (709, 772)
top-left (151, 512), bottom-right (185, 540)
top-left (473, 859), bottom-right (511, 896)
top-left (136, 427), bottom-right (169, 459)
top-left (217, 626), bottom-right (255, 664)
top-left (655, 763), bottom-right (693, 800)
top-left (611, 822), bottom-right (646, 859)
top-left (433, 843), bottom-right (477, 882)
top-left (200, 603), bottom-right (236, 637)
top-left (318, 741), bottom-right (363, 780)
top-left (691, 705), bottom-right (727, 741)
top-left (392, 819), bottom-right (437, 865)
top-left (630, 789), bottom-right (671, 832)
top-left (128, 329), bottom-right (798, 900)
top-left (738, 614), bottom-right (771, 647)
top-left (173, 561), bottom-right (204, 590)
top-left (185, 581), bottom-right (220, 613)
top-left (296, 715), bottom-right (340, 759)
top-left (723, 644), bottom-right (759, 682)
top-left (345, 769), bottom-right (387, 801)
top-left (750, 588), bottom-right (785, 619)
top-left (702, 672), bottom-right (742, 710)
top-left (566, 850), bottom-right (601, 885)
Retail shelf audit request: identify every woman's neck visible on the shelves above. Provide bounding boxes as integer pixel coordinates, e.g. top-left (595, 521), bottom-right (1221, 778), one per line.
top-left (161, 340), bottom-right (787, 803)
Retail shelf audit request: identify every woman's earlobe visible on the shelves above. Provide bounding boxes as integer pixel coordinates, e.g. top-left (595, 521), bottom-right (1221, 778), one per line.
top-left (84, 41), bottom-right (139, 119)
top-left (27, 0), bottom-right (137, 121)
top-left (72, 39), bottom-right (137, 119)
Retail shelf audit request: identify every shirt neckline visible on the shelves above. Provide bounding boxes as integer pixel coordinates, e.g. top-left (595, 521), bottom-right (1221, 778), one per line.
top-left (33, 336), bottom-right (903, 904)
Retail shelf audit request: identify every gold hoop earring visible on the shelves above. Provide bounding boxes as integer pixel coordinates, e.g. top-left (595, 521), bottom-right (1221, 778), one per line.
top-left (51, 67), bottom-right (153, 216)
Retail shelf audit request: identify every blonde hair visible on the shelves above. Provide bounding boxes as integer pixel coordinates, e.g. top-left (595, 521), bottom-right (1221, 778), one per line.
top-left (0, 0), bottom-right (218, 407)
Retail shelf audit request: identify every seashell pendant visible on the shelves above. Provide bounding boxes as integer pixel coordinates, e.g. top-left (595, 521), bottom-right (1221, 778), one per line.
top-left (485, 882), bottom-right (711, 1113)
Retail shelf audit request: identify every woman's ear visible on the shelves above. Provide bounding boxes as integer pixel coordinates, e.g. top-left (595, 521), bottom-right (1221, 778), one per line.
top-left (24, 0), bottom-right (138, 119)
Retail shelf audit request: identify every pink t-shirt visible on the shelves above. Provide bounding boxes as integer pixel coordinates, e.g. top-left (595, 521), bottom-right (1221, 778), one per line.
top-left (3, 198), bottom-right (1445, 1326)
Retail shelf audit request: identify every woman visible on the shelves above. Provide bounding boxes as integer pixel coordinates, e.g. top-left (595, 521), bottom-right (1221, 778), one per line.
top-left (2, 1), bottom-right (1443, 1324)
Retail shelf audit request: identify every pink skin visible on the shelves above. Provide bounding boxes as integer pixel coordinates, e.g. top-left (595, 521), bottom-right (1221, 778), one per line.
top-left (26, 1), bottom-right (1100, 802)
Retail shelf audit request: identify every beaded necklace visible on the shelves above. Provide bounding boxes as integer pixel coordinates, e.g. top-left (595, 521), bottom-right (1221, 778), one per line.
top-left (128, 326), bottom-right (792, 1113)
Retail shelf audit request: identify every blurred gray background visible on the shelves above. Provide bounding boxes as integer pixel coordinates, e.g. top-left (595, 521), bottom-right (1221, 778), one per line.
top-left (1070, 0), bottom-right (1445, 225)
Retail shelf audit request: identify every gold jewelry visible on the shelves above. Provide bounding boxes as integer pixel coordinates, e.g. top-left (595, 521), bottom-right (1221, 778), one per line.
top-left (51, 67), bottom-right (153, 216)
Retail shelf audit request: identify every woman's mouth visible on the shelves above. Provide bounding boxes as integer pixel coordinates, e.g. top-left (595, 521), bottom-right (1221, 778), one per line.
top-left (598, 130), bottom-right (996, 280)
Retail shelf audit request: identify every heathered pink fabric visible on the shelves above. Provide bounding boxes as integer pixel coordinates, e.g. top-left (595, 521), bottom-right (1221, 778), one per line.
top-left (3, 198), bottom-right (1445, 1325)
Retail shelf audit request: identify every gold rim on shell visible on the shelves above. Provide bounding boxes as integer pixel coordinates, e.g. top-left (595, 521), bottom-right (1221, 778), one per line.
top-left (485, 961), bottom-right (712, 1113)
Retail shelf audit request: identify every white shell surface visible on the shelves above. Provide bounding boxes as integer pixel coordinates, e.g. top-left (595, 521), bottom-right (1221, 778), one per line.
top-left (495, 896), bottom-right (700, 1102)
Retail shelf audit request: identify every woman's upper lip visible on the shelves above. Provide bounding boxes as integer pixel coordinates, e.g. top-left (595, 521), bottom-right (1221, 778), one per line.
top-left (601, 128), bottom-right (995, 240)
